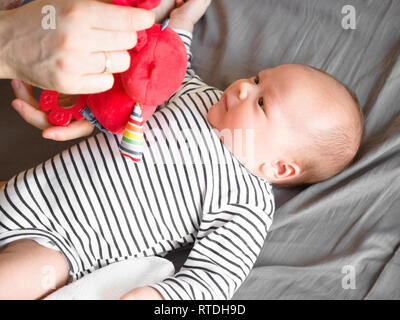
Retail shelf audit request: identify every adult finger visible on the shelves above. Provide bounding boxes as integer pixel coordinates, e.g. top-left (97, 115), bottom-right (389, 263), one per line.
top-left (42, 120), bottom-right (94, 141)
top-left (11, 80), bottom-right (39, 108)
top-left (85, 51), bottom-right (131, 74)
top-left (11, 98), bottom-right (51, 130)
top-left (89, 29), bottom-right (137, 52)
top-left (89, 4), bottom-right (155, 31)
top-left (69, 73), bottom-right (115, 94)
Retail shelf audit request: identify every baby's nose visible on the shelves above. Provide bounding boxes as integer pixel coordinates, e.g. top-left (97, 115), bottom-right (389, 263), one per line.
top-left (237, 85), bottom-right (248, 100)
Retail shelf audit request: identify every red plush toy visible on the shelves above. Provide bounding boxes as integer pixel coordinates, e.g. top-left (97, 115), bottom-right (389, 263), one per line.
top-left (40, 0), bottom-right (188, 162)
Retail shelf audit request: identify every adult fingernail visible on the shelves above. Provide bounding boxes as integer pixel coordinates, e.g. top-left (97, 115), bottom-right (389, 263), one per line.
top-left (12, 101), bottom-right (22, 111)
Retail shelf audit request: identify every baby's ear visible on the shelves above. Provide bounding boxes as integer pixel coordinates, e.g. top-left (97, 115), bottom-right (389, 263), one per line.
top-left (260, 160), bottom-right (301, 182)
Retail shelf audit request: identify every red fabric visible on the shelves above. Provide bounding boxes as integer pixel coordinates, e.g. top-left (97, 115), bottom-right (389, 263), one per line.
top-left (135, 30), bottom-right (148, 52)
top-left (122, 25), bottom-right (188, 107)
top-left (112, 0), bottom-right (161, 9)
top-left (86, 75), bottom-right (135, 135)
top-left (85, 25), bottom-right (187, 134)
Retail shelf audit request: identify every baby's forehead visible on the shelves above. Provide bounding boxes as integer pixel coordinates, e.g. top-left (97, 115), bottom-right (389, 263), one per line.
top-left (258, 65), bottom-right (317, 92)
top-left (257, 65), bottom-right (318, 102)
top-left (261, 65), bottom-right (348, 103)
top-left (262, 65), bottom-right (356, 123)
top-left (259, 64), bottom-right (334, 83)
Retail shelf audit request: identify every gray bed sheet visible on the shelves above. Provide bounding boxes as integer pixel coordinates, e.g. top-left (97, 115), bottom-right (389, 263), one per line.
top-left (0, 0), bottom-right (399, 299)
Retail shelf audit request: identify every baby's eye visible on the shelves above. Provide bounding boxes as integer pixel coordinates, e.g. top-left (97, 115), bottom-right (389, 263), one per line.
top-left (258, 97), bottom-right (264, 108)
top-left (254, 75), bottom-right (260, 85)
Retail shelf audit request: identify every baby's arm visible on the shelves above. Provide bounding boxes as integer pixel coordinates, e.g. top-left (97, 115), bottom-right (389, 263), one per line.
top-left (121, 203), bottom-right (272, 300)
top-left (148, 204), bottom-right (273, 299)
top-left (169, 0), bottom-right (211, 33)
top-left (154, 0), bottom-right (211, 111)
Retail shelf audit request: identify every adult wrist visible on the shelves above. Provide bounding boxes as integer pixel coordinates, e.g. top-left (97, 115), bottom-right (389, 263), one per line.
top-left (0, 10), bottom-right (16, 79)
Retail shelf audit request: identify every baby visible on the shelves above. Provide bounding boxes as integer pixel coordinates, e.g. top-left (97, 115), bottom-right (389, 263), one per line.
top-left (0, 0), bottom-right (363, 300)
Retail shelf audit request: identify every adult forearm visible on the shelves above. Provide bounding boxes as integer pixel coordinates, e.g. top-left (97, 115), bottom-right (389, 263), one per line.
top-left (0, 10), bottom-right (16, 79)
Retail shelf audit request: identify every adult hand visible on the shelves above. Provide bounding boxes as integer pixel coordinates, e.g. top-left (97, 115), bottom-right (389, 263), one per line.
top-left (0, 0), bottom-right (155, 94)
top-left (10, 79), bottom-right (94, 141)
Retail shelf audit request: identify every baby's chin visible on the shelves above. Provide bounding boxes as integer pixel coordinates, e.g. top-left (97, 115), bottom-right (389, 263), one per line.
top-left (207, 105), bottom-right (217, 128)
top-left (207, 100), bottom-right (225, 130)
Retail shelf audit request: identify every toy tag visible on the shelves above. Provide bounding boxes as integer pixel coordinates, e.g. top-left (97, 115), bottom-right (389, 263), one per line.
top-left (119, 103), bottom-right (145, 162)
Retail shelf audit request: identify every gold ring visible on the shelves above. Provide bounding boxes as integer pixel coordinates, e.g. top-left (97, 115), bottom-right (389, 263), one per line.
top-left (103, 51), bottom-right (111, 73)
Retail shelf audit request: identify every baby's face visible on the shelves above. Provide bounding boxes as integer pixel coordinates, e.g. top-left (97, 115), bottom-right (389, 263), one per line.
top-left (207, 64), bottom-right (357, 180)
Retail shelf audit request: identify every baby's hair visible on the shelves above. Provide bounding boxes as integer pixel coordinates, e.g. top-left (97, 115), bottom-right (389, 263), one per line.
top-left (309, 66), bottom-right (364, 132)
top-left (282, 66), bottom-right (365, 187)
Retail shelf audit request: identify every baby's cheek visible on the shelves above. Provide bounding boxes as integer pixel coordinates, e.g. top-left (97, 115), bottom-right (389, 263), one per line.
top-left (228, 110), bottom-right (257, 130)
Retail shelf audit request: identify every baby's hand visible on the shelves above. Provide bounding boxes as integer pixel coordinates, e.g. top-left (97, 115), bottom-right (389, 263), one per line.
top-left (153, 0), bottom-right (176, 23)
top-left (120, 286), bottom-right (164, 300)
top-left (171, 0), bottom-right (212, 26)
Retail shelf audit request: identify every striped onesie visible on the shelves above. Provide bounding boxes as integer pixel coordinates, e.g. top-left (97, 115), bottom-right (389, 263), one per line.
top-left (0, 30), bottom-right (275, 300)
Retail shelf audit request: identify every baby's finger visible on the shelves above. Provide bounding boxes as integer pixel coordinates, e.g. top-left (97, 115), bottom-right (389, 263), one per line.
top-left (11, 80), bottom-right (39, 108)
top-left (11, 98), bottom-right (51, 130)
top-left (42, 120), bottom-right (94, 141)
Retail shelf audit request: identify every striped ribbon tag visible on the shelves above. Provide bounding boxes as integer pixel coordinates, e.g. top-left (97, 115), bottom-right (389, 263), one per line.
top-left (119, 103), bottom-right (144, 162)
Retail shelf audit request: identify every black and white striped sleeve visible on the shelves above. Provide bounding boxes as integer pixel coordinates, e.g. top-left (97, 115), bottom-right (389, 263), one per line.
top-left (173, 29), bottom-right (197, 80)
top-left (149, 203), bottom-right (274, 300)
top-left (157, 29), bottom-right (207, 109)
